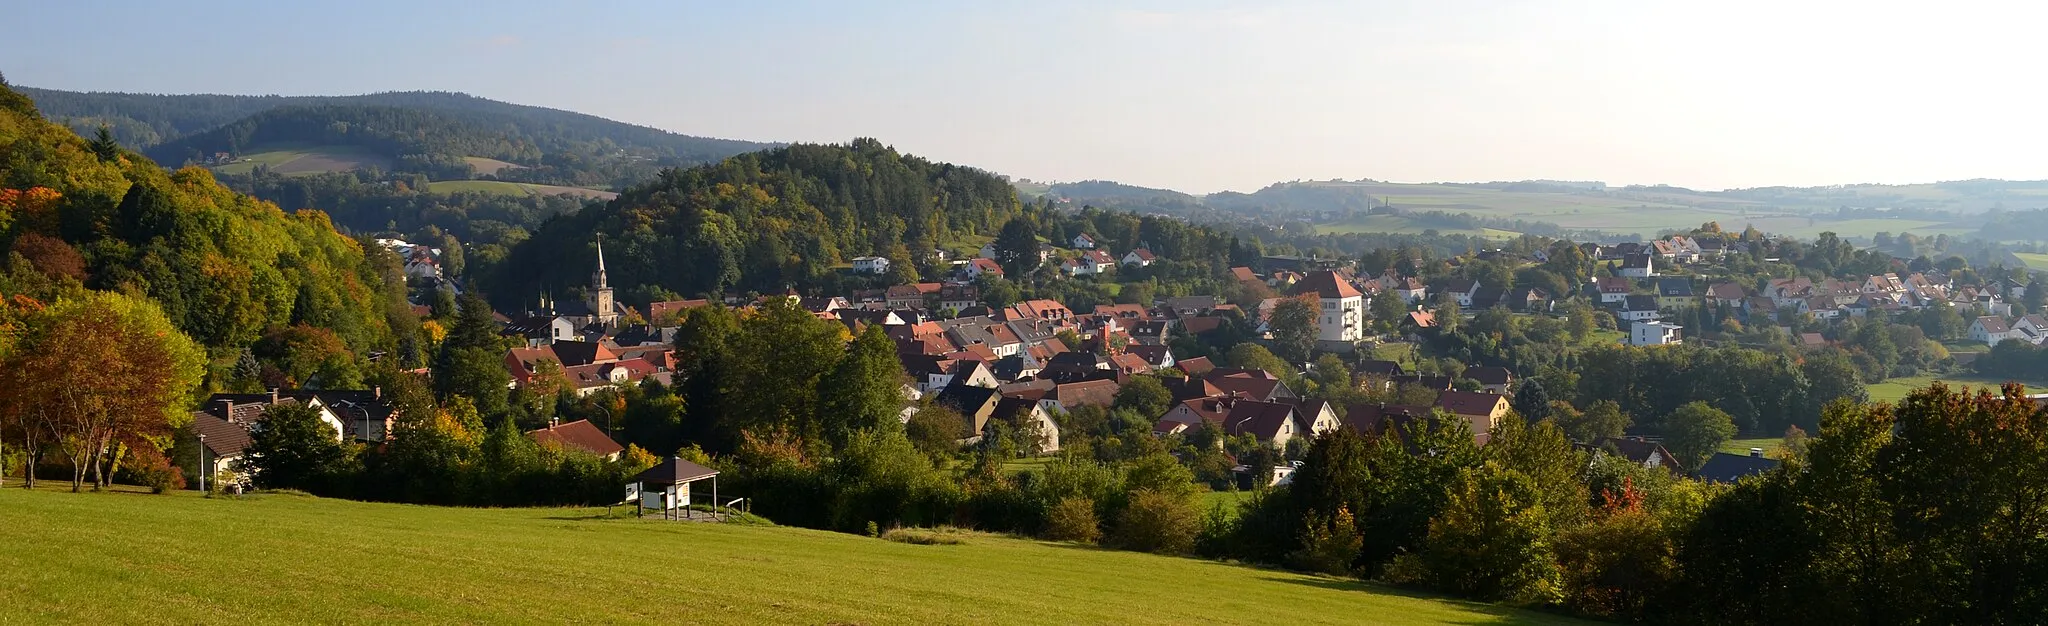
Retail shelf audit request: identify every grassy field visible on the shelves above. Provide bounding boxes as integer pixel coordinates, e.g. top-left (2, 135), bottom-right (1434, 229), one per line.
top-left (429, 179), bottom-right (617, 200)
top-left (1312, 214), bottom-right (1518, 238)
top-left (1719, 437), bottom-right (1785, 457)
top-left (1866, 374), bottom-right (2042, 402)
top-left (1296, 180), bottom-right (1996, 239)
top-left (0, 487), bottom-right (1585, 625)
top-left (211, 144), bottom-right (390, 176)
top-left (2013, 252), bottom-right (2048, 270)
top-left (462, 156), bottom-right (526, 176)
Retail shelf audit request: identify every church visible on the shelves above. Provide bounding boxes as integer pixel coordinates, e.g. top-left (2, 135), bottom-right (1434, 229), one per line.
top-left (551, 236), bottom-right (627, 329)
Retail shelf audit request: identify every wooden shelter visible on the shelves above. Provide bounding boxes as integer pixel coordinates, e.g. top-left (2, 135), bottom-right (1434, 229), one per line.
top-left (635, 455), bottom-right (721, 520)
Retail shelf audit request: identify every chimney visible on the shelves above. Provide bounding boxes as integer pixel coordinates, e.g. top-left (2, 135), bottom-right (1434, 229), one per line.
top-left (222, 400), bottom-right (235, 422)
top-left (550, 417), bottom-right (560, 428)
top-left (1750, 447), bottom-right (1764, 458)
top-left (374, 386), bottom-right (382, 400)
top-left (270, 388), bottom-right (280, 404)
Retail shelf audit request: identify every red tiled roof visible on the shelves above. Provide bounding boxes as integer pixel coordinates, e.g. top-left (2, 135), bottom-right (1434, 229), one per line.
top-left (526, 419), bottom-right (623, 457)
top-left (1054, 379), bottom-right (1120, 409)
top-left (1290, 270), bottom-right (1362, 298)
top-left (1177, 356), bottom-right (1215, 377)
top-left (1230, 267), bottom-right (1258, 282)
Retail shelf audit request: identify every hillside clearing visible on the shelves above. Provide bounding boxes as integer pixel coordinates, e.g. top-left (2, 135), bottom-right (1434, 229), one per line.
top-left (429, 179), bottom-right (617, 200)
top-left (1866, 374), bottom-right (2042, 402)
top-left (463, 156), bottom-right (527, 175)
top-left (210, 144), bottom-right (391, 176)
top-left (0, 487), bottom-right (1584, 625)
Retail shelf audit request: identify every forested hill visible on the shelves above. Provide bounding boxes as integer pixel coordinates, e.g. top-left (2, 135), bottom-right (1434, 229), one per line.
top-left (0, 81), bottom-right (409, 389)
top-left (19, 88), bottom-right (775, 188)
top-left (484, 138), bottom-right (1024, 308)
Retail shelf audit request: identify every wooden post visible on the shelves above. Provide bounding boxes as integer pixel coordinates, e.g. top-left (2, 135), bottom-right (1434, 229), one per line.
top-left (684, 480), bottom-right (692, 520)
top-left (712, 476), bottom-right (720, 522)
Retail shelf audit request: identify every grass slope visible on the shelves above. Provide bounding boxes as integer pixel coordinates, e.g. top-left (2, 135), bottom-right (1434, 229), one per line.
top-left (0, 487), bottom-right (1584, 625)
top-left (430, 179), bottom-right (618, 200)
top-left (211, 144), bottom-right (391, 176)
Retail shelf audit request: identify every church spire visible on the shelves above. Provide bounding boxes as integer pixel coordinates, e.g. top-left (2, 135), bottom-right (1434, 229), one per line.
top-left (593, 234), bottom-right (609, 290)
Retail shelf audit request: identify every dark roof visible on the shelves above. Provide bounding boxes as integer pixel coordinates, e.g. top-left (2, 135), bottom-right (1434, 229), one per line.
top-left (934, 384), bottom-right (1000, 418)
top-left (1436, 390), bottom-right (1506, 417)
top-left (1656, 279), bottom-right (1695, 297)
top-left (1594, 437), bottom-right (1680, 471)
top-left (1223, 400), bottom-right (1299, 440)
top-left (1176, 356), bottom-right (1216, 377)
top-left (1623, 295), bottom-right (1661, 312)
top-left (1697, 452), bottom-right (1781, 484)
top-left (1976, 316), bottom-right (2011, 333)
top-left (1340, 403), bottom-right (1431, 438)
top-left (1126, 344), bottom-right (1174, 366)
top-left (1463, 366), bottom-right (1513, 386)
top-left (191, 412), bottom-right (253, 457)
top-left (550, 341), bottom-right (613, 367)
top-left (1621, 253), bottom-right (1653, 268)
top-left (1356, 360), bottom-right (1404, 378)
top-left (636, 456), bottom-right (720, 486)
top-left (526, 419), bottom-right (624, 457)
top-left (1290, 270), bottom-right (1362, 299)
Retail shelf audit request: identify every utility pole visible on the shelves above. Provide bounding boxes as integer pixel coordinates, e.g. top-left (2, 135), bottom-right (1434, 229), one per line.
top-left (197, 433), bottom-right (207, 493)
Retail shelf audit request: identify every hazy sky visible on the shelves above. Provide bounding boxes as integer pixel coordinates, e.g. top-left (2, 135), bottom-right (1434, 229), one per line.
top-left (7, 0), bottom-right (2045, 193)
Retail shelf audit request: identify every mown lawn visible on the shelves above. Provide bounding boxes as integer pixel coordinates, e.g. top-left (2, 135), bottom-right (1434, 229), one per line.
top-left (0, 487), bottom-right (1586, 625)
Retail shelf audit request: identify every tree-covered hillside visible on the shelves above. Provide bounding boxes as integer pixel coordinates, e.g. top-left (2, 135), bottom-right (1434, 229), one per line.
top-left (484, 139), bottom-right (1023, 307)
top-left (0, 81), bottom-right (408, 388)
top-left (21, 88), bottom-right (775, 189)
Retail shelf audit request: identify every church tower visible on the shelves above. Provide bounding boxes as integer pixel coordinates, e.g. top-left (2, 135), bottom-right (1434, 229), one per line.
top-left (588, 235), bottom-right (617, 326)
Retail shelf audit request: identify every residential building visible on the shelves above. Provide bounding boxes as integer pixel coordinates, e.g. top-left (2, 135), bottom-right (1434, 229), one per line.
top-left (1441, 279), bottom-right (1481, 307)
top-left (1290, 270), bottom-right (1365, 345)
top-left (1436, 390), bottom-right (1511, 445)
top-left (1463, 366), bottom-right (1513, 394)
top-left (1698, 449), bottom-right (1781, 484)
top-left (1617, 253), bottom-right (1656, 278)
top-left (1071, 233), bottom-right (1097, 249)
top-left (1971, 316), bottom-right (2020, 347)
top-left (1656, 278), bottom-right (1697, 309)
top-left (851, 256), bottom-right (891, 274)
top-left (526, 419), bottom-right (624, 461)
top-left (1630, 320), bottom-right (1682, 346)
top-left (1122, 249), bottom-right (1156, 267)
top-left (1594, 277), bottom-right (1632, 304)
top-left (1620, 295), bottom-right (1662, 321)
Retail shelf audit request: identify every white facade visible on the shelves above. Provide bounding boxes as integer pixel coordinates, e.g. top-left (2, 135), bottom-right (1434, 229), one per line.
top-left (852, 256), bottom-right (891, 274)
top-left (1630, 320), bottom-right (1682, 346)
top-left (1318, 295), bottom-right (1365, 342)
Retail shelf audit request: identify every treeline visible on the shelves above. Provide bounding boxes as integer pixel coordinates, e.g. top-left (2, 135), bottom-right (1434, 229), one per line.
top-left (220, 169), bottom-right (588, 267)
top-left (0, 81), bottom-right (407, 388)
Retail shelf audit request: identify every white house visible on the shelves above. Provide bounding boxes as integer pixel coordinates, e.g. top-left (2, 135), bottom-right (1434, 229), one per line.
top-left (851, 256), bottom-right (891, 274)
top-left (1122, 249), bottom-right (1157, 267)
top-left (1630, 320), bottom-right (1682, 346)
top-left (1618, 253), bottom-right (1656, 278)
top-left (966, 258), bottom-right (1003, 279)
top-left (1071, 233), bottom-right (1097, 249)
top-left (1971, 316), bottom-right (2019, 347)
top-left (1442, 279), bottom-right (1481, 307)
top-left (1620, 295), bottom-right (1662, 322)
top-left (1291, 270), bottom-right (1365, 344)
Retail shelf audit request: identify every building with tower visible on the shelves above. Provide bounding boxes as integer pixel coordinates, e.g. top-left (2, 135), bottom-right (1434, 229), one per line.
top-left (550, 235), bottom-right (626, 329)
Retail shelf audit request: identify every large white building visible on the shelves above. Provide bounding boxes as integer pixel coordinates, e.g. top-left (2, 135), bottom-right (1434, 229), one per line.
top-left (1630, 320), bottom-right (1682, 346)
top-left (1290, 270), bottom-right (1365, 344)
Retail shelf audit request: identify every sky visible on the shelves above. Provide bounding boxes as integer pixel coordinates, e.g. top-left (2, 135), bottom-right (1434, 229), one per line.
top-left (6, 0), bottom-right (2047, 194)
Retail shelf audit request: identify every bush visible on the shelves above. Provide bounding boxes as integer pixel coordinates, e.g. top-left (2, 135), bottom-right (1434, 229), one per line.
top-left (1113, 489), bottom-right (1201, 554)
top-left (882, 526), bottom-right (978, 546)
top-left (1287, 505), bottom-right (1363, 576)
top-left (1043, 496), bottom-right (1102, 543)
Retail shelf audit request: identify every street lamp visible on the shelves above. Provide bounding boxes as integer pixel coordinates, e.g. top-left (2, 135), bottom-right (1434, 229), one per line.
top-left (197, 433), bottom-right (207, 493)
top-left (594, 405), bottom-right (613, 436)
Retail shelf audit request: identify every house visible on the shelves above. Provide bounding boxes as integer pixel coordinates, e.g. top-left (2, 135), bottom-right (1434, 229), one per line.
top-left (1293, 399), bottom-right (1343, 435)
top-left (1798, 332), bottom-right (1827, 348)
top-left (1176, 356), bottom-right (1216, 377)
top-left (1043, 379), bottom-right (1121, 414)
top-left (1122, 249), bottom-right (1157, 267)
top-left (1230, 266), bottom-right (1259, 283)
top-left (967, 258), bottom-right (1004, 279)
top-left (851, 256), bottom-right (891, 274)
top-left (1656, 278), bottom-right (1697, 309)
top-left (202, 392), bottom-right (347, 442)
top-left (1204, 368), bottom-right (1298, 402)
top-left (191, 411), bottom-right (255, 487)
top-left (1125, 344), bottom-right (1177, 371)
top-left (938, 284), bottom-right (980, 311)
top-left (1435, 391), bottom-right (1511, 445)
top-left (1706, 283), bottom-right (1747, 308)
top-left (1507, 287), bottom-right (1553, 313)
top-left (1617, 253), bottom-right (1656, 278)
top-left (1223, 400), bottom-right (1310, 448)
top-left (1630, 320), bottom-right (1682, 346)
top-left (1594, 277), bottom-right (1632, 305)
top-left (1291, 270), bottom-right (1365, 346)
top-left (1441, 279), bottom-right (1481, 307)
top-left (526, 418), bottom-right (624, 461)
top-left (1971, 316), bottom-right (2019, 347)
top-left (1620, 295), bottom-right (1662, 321)
top-left (1592, 437), bottom-right (1681, 473)
top-left (991, 397), bottom-right (1061, 453)
top-left (934, 384), bottom-right (1002, 440)
top-left (1394, 277), bottom-right (1428, 304)
top-left (886, 283), bottom-right (942, 309)
top-left (2016, 315), bottom-right (2048, 344)
top-left (1697, 449), bottom-right (1781, 483)
top-left (1071, 233), bottom-right (1097, 249)
top-left (500, 314), bottom-right (580, 348)
top-left (1463, 366), bottom-right (1514, 394)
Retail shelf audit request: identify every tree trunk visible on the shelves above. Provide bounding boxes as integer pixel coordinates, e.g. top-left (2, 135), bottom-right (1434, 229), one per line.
top-left (20, 433), bottom-right (35, 490)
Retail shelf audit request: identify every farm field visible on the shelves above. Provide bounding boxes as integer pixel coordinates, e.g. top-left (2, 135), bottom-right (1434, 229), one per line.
top-left (210, 144), bottom-right (390, 176)
top-left (1865, 374), bottom-right (2042, 402)
top-left (429, 179), bottom-right (618, 200)
top-left (2012, 252), bottom-right (2048, 270)
top-left (1312, 213), bottom-right (1517, 238)
top-left (1720, 437), bottom-right (1786, 457)
top-left (0, 487), bottom-right (1586, 625)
